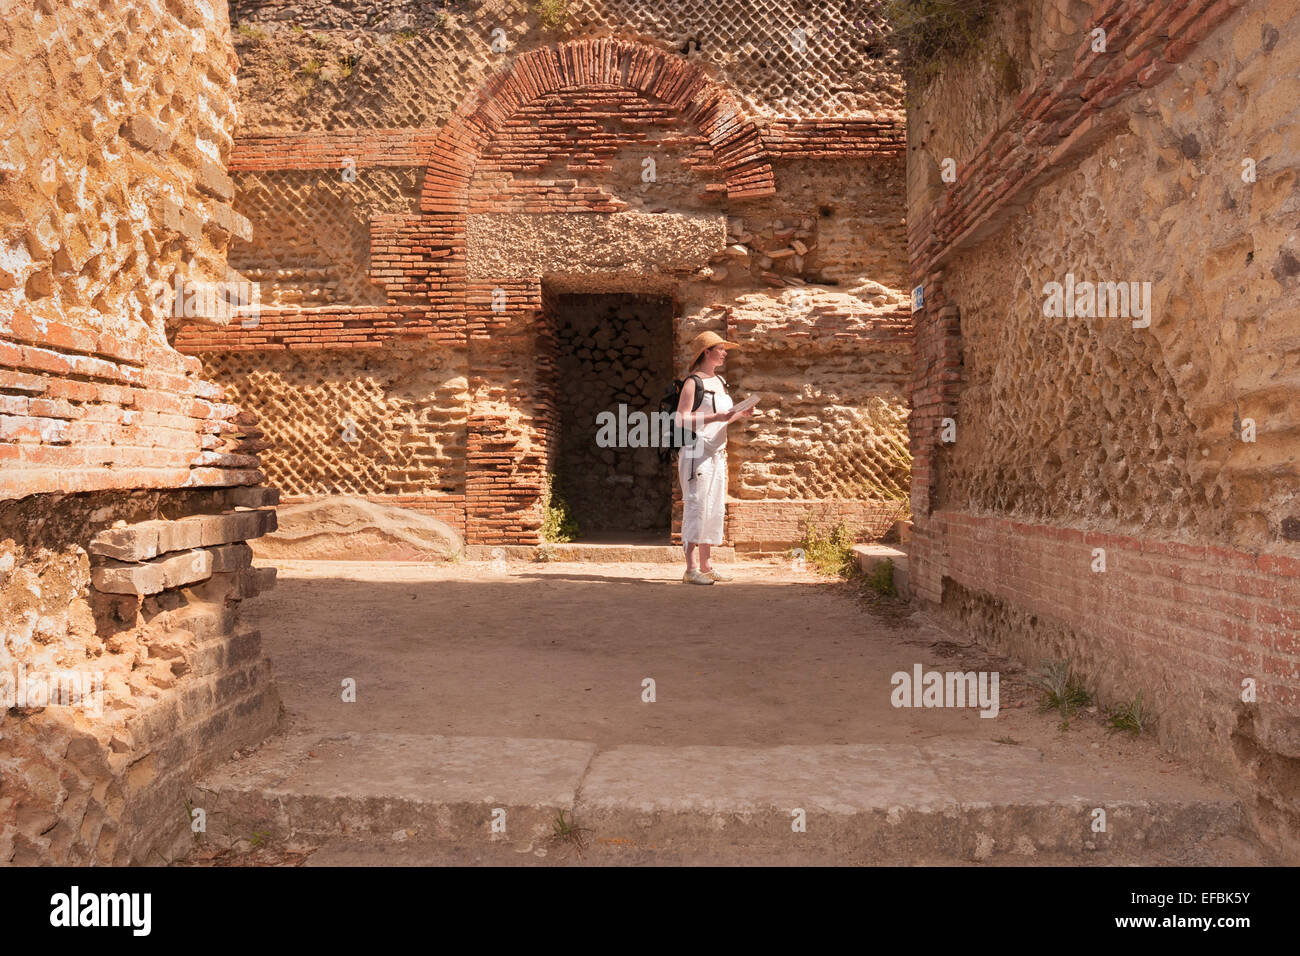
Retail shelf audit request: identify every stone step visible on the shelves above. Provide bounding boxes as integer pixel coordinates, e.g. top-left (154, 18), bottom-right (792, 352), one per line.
top-left (194, 732), bottom-right (596, 848)
top-left (192, 733), bottom-right (1246, 864)
top-left (570, 741), bottom-right (1242, 860)
top-left (853, 543), bottom-right (908, 597)
top-left (464, 543), bottom-right (736, 563)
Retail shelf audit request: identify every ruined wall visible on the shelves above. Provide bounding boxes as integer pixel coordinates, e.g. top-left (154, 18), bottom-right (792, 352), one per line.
top-left (0, 1), bottom-right (281, 863)
top-left (0, 487), bottom-right (280, 864)
top-left (179, 1), bottom-right (912, 547)
top-left (719, 157), bottom-right (912, 546)
top-left (200, 347), bottom-right (470, 526)
top-left (907, 0), bottom-right (1300, 855)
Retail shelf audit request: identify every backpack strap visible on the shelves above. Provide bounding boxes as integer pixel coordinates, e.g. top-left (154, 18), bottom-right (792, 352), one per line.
top-left (680, 374), bottom-right (706, 482)
top-left (688, 373), bottom-right (706, 412)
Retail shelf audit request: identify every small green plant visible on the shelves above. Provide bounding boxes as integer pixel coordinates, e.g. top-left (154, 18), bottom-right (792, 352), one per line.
top-left (867, 558), bottom-right (896, 596)
top-left (533, 0), bottom-right (569, 31)
top-left (311, 32), bottom-right (332, 48)
top-left (550, 809), bottom-right (591, 857)
top-left (797, 518), bottom-right (857, 577)
top-left (290, 23), bottom-right (304, 34)
top-left (533, 542), bottom-right (558, 563)
top-left (337, 53), bottom-right (358, 78)
top-left (249, 831), bottom-right (268, 849)
top-left (994, 735), bottom-right (1019, 746)
top-left (1029, 659), bottom-right (1093, 729)
top-left (235, 22), bottom-right (268, 42)
top-left (394, 28), bottom-right (419, 42)
top-left (540, 473), bottom-right (579, 543)
top-left (300, 57), bottom-right (322, 77)
top-left (1106, 693), bottom-right (1150, 736)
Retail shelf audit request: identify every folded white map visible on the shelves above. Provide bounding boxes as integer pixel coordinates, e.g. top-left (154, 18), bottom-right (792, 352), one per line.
top-left (731, 395), bottom-right (760, 413)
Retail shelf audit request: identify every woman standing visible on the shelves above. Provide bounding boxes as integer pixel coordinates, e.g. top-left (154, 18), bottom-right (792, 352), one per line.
top-left (676, 331), bottom-right (754, 585)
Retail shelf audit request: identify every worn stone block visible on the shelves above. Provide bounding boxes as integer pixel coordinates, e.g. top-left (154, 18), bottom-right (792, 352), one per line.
top-left (208, 541), bottom-right (254, 572)
top-left (89, 523), bottom-right (162, 562)
top-left (196, 156), bottom-right (235, 202)
top-left (92, 548), bottom-right (212, 596)
top-left (90, 510), bottom-right (276, 562)
top-left (123, 114), bottom-right (173, 152)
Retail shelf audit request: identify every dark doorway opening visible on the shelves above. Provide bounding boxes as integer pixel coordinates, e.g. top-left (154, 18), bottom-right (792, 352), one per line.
top-left (553, 293), bottom-right (675, 540)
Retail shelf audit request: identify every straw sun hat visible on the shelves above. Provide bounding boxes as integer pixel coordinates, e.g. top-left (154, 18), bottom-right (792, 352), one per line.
top-left (687, 331), bottom-right (740, 367)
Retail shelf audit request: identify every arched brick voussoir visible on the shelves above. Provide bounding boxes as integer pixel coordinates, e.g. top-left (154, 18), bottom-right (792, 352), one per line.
top-left (418, 37), bottom-right (775, 214)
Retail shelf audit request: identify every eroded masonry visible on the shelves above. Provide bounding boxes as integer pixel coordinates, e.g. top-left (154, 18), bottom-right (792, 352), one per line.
top-left (0, 0), bottom-right (1297, 865)
top-left (1, 0), bottom-right (911, 863)
top-left (908, 0), bottom-right (1300, 855)
top-left (178, 3), bottom-right (914, 550)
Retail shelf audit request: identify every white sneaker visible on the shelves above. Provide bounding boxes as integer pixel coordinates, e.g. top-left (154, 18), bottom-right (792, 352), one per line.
top-left (682, 570), bottom-right (715, 585)
top-left (701, 567), bottom-right (732, 582)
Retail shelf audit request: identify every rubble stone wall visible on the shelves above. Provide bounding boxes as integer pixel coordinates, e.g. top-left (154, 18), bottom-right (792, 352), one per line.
top-left (907, 0), bottom-right (1300, 856)
top-left (0, 0), bottom-right (282, 864)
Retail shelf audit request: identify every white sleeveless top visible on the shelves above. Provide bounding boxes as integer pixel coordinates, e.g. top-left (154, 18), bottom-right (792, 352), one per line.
top-left (692, 373), bottom-right (733, 458)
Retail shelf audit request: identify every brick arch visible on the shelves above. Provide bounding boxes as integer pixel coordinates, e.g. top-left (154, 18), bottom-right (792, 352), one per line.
top-left (419, 37), bottom-right (775, 213)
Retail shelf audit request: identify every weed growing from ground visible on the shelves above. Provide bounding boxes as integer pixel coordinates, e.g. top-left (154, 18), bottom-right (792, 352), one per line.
top-left (1106, 693), bottom-right (1150, 736)
top-left (549, 809), bottom-right (591, 857)
top-left (867, 558), bottom-right (896, 595)
top-left (1029, 659), bottom-right (1093, 729)
top-left (797, 518), bottom-right (857, 577)
top-left (540, 472), bottom-right (579, 543)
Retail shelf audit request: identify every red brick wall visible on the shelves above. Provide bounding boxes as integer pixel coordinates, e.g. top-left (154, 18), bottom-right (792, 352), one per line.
top-left (916, 511), bottom-right (1299, 711)
top-left (764, 118), bottom-right (904, 159)
top-left (226, 118), bottom-right (904, 175)
top-left (1, 310), bottom-right (261, 500)
top-left (468, 86), bottom-right (727, 214)
top-left (915, 509), bottom-right (1299, 853)
top-left (229, 129), bottom-right (441, 172)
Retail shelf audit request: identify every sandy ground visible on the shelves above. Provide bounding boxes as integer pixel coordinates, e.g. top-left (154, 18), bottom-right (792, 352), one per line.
top-left (243, 557), bottom-right (1206, 771)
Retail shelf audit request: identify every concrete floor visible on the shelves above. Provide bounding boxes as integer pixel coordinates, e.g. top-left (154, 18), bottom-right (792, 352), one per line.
top-left (241, 557), bottom-right (1214, 780)
top-left (197, 557), bottom-right (1262, 866)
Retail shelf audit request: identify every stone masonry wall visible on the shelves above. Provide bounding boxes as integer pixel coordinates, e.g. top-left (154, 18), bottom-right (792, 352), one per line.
top-left (1, 0), bottom-right (257, 498)
top-left (0, 1), bottom-right (283, 864)
top-left (907, 0), bottom-right (1300, 856)
top-left (0, 487), bottom-right (281, 864)
top-left (180, 9), bottom-right (912, 549)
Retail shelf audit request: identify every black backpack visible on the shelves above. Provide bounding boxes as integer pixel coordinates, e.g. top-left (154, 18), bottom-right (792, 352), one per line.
top-left (656, 373), bottom-right (724, 471)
